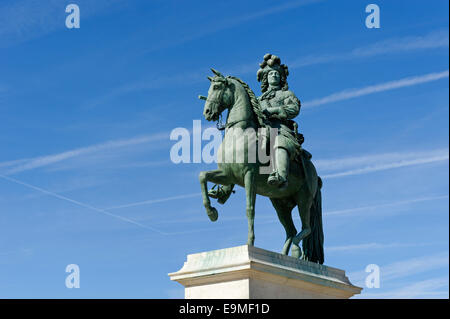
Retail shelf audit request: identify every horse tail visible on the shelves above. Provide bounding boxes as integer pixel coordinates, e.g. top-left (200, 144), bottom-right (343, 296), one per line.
top-left (303, 177), bottom-right (324, 264)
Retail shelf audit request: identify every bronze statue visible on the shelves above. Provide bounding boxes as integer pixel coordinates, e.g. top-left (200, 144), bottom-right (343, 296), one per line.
top-left (198, 54), bottom-right (324, 264)
top-left (257, 53), bottom-right (303, 189)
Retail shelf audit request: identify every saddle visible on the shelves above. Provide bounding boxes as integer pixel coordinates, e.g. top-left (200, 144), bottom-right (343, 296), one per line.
top-left (259, 119), bottom-right (309, 162)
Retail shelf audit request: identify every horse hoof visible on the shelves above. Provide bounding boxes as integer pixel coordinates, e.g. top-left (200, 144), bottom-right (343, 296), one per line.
top-left (207, 207), bottom-right (218, 222)
top-left (281, 241), bottom-right (292, 255)
top-left (291, 245), bottom-right (302, 259)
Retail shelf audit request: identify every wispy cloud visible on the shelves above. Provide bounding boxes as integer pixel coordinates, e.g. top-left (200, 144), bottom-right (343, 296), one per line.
top-left (325, 242), bottom-right (434, 253)
top-left (360, 276), bottom-right (449, 299)
top-left (225, 29), bottom-right (449, 75)
top-left (145, 0), bottom-right (322, 53)
top-left (82, 73), bottom-right (205, 109)
top-left (378, 252), bottom-right (449, 282)
top-left (325, 195), bottom-right (448, 217)
top-left (322, 153), bottom-right (449, 179)
top-left (0, 174), bottom-right (215, 236)
top-left (99, 148), bottom-right (449, 213)
top-left (316, 148), bottom-right (448, 171)
top-left (105, 193), bottom-right (201, 210)
top-left (0, 173), bottom-right (167, 235)
top-left (0, 158), bottom-right (29, 168)
top-left (349, 252), bottom-right (449, 286)
top-left (303, 70), bottom-right (449, 108)
top-left (1, 132), bottom-right (167, 175)
top-left (19, 176), bottom-right (107, 201)
top-left (352, 29), bottom-right (449, 57)
top-left (290, 29), bottom-right (449, 69)
top-left (80, 0), bottom-right (323, 108)
top-left (123, 194), bottom-right (447, 226)
top-left (0, 0), bottom-right (125, 47)
top-left (316, 148), bottom-right (449, 179)
top-left (84, 29), bottom-right (449, 108)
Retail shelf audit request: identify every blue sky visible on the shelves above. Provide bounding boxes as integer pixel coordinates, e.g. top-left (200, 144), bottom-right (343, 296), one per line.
top-left (0, 0), bottom-right (448, 298)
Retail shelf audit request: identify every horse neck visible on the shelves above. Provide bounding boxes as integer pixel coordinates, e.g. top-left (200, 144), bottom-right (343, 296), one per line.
top-left (226, 79), bottom-right (256, 129)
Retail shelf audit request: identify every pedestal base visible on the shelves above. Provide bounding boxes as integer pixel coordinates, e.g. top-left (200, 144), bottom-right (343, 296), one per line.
top-left (169, 245), bottom-right (362, 299)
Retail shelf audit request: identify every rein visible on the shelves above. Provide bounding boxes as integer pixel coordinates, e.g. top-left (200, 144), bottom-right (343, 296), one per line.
top-left (205, 89), bottom-right (225, 130)
top-left (206, 77), bottom-right (256, 131)
top-left (220, 118), bottom-right (247, 130)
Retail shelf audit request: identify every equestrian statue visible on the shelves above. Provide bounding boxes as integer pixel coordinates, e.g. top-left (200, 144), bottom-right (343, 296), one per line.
top-left (198, 54), bottom-right (324, 264)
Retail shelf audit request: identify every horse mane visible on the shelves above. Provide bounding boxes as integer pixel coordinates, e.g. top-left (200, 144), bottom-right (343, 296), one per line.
top-left (227, 76), bottom-right (267, 128)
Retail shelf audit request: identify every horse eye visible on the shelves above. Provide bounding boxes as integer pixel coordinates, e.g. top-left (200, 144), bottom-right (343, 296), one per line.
top-left (213, 84), bottom-right (221, 90)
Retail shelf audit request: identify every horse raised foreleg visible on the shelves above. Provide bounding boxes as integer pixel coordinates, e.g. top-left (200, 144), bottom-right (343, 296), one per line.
top-left (199, 169), bottom-right (230, 222)
top-left (244, 170), bottom-right (256, 246)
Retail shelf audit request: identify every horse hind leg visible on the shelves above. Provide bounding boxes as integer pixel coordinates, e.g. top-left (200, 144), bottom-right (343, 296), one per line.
top-left (270, 198), bottom-right (297, 255)
top-left (292, 186), bottom-right (313, 257)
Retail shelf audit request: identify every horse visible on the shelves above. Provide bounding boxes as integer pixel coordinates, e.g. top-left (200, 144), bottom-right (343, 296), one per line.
top-left (198, 68), bottom-right (324, 263)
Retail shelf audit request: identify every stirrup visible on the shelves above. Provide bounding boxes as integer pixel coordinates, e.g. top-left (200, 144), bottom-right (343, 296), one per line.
top-left (267, 172), bottom-right (288, 189)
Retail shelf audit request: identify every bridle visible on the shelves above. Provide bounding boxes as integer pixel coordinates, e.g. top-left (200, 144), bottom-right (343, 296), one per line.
top-left (201, 76), bottom-right (251, 131)
top-left (205, 78), bottom-right (228, 130)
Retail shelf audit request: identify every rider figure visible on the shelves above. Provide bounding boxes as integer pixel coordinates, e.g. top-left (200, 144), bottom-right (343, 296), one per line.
top-left (257, 53), bottom-right (302, 189)
top-left (209, 53), bottom-right (303, 201)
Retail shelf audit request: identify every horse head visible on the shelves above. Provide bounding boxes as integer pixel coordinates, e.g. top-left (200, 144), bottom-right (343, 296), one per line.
top-left (200, 68), bottom-right (231, 122)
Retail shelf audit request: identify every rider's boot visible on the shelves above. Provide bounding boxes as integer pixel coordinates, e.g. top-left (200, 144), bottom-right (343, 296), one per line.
top-left (267, 148), bottom-right (289, 189)
top-left (208, 184), bottom-right (235, 204)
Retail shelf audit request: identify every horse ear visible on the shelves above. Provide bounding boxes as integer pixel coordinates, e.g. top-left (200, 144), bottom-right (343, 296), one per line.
top-left (207, 76), bottom-right (214, 82)
top-left (211, 68), bottom-right (223, 78)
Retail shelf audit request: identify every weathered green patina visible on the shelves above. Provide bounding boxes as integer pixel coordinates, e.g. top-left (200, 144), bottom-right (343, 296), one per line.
top-left (198, 54), bottom-right (324, 264)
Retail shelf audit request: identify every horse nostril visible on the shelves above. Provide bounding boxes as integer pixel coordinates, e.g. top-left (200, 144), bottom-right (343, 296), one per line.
top-left (205, 109), bottom-right (210, 114)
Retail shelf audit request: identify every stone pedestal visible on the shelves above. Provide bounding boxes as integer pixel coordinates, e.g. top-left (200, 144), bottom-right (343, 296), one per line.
top-left (169, 245), bottom-right (362, 299)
